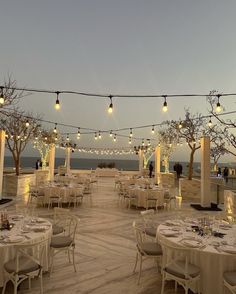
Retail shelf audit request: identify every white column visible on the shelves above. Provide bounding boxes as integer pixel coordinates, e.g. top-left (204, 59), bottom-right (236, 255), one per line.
top-left (48, 144), bottom-right (55, 181)
top-left (201, 136), bottom-right (211, 207)
top-left (65, 147), bottom-right (71, 175)
top-left (0, 130), bottom-right (5, 199)
top-left (139, 149), bottom-right (144, 175)
top-left (155, 146), bottom-right (161, 184)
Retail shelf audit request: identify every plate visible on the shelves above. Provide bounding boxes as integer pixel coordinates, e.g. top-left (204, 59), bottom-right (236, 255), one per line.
top-left (160, 229), bottom-right (180, 237)
top-left (4, 236), bottom-right (25, 243)
top-left (219, 245), bottom-right (236, 254)
top-left (180, 238), bottom-right (203, 248)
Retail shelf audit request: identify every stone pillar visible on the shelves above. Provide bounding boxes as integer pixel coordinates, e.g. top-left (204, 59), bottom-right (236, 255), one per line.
top-left (65, 147), bottom-right (71, 174)
top-left (48, 144), bottom-right (55, 181)
top-left (0, 130), bottom-right (5, 199)
top-left (155, 146), bottom-right (161, 184)
top-left (200, 136), bottom-right (211, 207)
top-left (139, 149), bottom-right (144, 175)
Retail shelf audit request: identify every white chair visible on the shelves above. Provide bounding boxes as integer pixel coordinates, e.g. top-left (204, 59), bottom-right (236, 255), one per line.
top-left (68, 188), bottom-right (83, 208)
top-left (132, 221), bottom-right (162, 284)
top-left (140, 209), bottom-right (157, 239)
top-left (47, 187), bottom-right (62, 209)
top-left (50, 214), bottom-right (79, 273)
top-left (223, 270), bottom-right (236, 293)
top-left (52, 207), bottom-right (70, 235)
top-left (2, 238), bottom-right (48, 294)
top-left (146, 190), bottom-right (164, 210)
top-left (160, 241), bottom-right (201, 294)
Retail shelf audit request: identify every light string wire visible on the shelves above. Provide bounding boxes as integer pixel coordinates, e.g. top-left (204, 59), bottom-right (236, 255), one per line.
top-left (3, 107), bottom-right (236, 140)
top-left (1, 85), bottom-right (236, 98)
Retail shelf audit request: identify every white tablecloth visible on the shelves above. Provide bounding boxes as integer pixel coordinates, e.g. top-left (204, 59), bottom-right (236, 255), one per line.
top-left (0, 216), bottom-right (52, 287)
top-left (128, 186), bottom-right (165, 207)
top-left (157, 219), bottom-right (236, 294)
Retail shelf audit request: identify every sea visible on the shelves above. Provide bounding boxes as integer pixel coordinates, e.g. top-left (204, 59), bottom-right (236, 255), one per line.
top-left (4, 156), bottom-right (203, 175)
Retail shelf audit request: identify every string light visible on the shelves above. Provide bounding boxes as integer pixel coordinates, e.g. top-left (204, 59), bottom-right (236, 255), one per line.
top-left (108, 95), bottom-right (113, 114)
top-left (0, 87), bottom-right (4, 105)
top-left (113, 134), bottom-right (117, 142)
top-left (208, 116), bottom-right (213, 127)
top-left (178, 121), bottom-right (183, 129)
top-left (129, 138), bottom-right (132, 144)
top-left (129, 128), bottom-right (133, 137)
top-left (147, 139), bottom-right (151, 146)
top-left (162, 96), bottom-right (168, 112)
top-left (66, 134), bottom-right (69, 141)
top-left (53, 123), bottom-right (57, 133)
top-left (77, 127), bottom-right (80, 139)
top-left (55, 135), bottom-right (58, 141)
top-left (98, 131), bottom-right (102, 139)
top-left (216, 94), bottom-right (222, 113)
top-left (142, 139), bottom-right (145, 146)
top-left (109, 130), bottom-right (113, 137)
top-left (151, 125), bottom-right (155, 134)
top-left (95, 132), bottom-right (98, 140)
top-left (55, 91), bottom-right (60, 110)
top-left (25, 120), bottom-right (29, 127)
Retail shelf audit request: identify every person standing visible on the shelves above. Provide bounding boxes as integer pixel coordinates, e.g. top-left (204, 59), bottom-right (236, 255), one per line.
top-left (149, 161), bottom-right (154, 178)
top-left (35, 159), bottom-right (40, 170)
top-left (223, 167), bottom-right (229, 183)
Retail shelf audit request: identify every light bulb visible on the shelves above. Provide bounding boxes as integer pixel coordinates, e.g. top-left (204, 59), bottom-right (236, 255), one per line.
top-left (109, 131), bottom-right (113, 137)
top-left (178, 121), bottom-right (182, 129)
top-left (98, 131), bottom-right (101, 139)
top-left (53, 124), bottom-right (57, 133)
top-left (66, 134), bottom-right (69, 141)
top-left (216, 102), bottom-right (221, 113)
top-left (25, 120), bottom-right (29, 127)
top-left (151, 126), bottom-right (155, 134)
top-left (113, 135), bottom-right (117, 142)
top-left (129, 138), bottom-right (132, 144)
top-left (95, 133), bottom-right (98, 140)
top-left (55, 92), bottom-right (60, 110)
top-left (208, 117), bottom-right (212, 127)
top-left (162, 96), bottom-right (168, 112)
top-left (0, 87), bottom-right (4, 105)
top-left (129, 128), bottom-right (133, 137)
top-left (77, 128), bottom-right (81, 139)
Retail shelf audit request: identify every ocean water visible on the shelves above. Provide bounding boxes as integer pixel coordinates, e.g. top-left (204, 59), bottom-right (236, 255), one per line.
top-left (4, 156), bottom-right (201, 174)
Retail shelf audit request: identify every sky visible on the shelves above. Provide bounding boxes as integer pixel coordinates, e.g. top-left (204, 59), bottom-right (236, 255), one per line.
top-left (0, 0), bottom-right (236, 162)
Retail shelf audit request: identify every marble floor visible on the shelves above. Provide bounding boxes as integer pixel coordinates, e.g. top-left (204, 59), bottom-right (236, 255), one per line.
top-left (3, 178), bottom-right (223, 294)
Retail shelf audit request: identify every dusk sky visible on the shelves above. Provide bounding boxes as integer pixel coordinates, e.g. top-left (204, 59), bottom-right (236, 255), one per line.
top-left (0, 0), bottom-right (236, 162)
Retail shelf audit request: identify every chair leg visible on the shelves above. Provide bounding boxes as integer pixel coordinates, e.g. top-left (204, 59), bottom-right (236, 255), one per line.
top-left (2, 281), bottom-right (7, 294)
top-left (14, 277), bottom-right (17, 294)
top-left (50, 249), bottom-right (55, 274)
top-left (68, 249), bottom-right (71, 263)
top-left (72, 247), bottom-right (77, 272)
top-left (133, 252), bottom-right (139, 273)
top-left (28, 276), bottom-right (31, 289)
top-left (175, 281), bottom-right (177, 292)
top-left (161, 274), bottom-right (165, 294)
top-left (40, 269), bottom-right (43, 294)
top-left (138, 256), bottom-right (143, 284)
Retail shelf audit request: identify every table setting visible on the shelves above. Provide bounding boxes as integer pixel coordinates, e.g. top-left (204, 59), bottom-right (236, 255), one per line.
top-left (157, 216), bottom-right (236, 294)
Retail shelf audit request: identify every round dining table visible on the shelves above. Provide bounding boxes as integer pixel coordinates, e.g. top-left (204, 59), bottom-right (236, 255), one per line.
top-left (0, 215), bottom-right (52, 287)
top-left (157, 218), bottom-right (236, 294)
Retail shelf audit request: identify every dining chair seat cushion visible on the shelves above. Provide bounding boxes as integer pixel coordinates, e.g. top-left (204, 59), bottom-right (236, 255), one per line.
top-left (51, 236), bottom-right (73, 248)
top-left (145, 227), bottom-right (157, 237)
top-left (138, 242), bottom-right (162, 256)
top-left (4, 257), bottom-right (40, 275)
top-left (165, 261), bottom-right (200, 279)
top-left (223, 271), bottom-right (236, 286)
top-left (52, 224), bottom-right (64, 235)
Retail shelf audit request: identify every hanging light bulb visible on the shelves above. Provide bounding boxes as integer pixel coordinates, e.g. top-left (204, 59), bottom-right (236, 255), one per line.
top-left (53, 123), bottom-right (57, 133)
top-left (0, 87), bottom-right (4, 105)
top-left (147, 139), bottom-right (151, 146)
top-left (98, 131), bottom-right (102, 139)
top-left (216, 94), bottom-right (222, 113)
top-left (17, 135), bottom-right (20, 139)
top-left (109, 130), bottom-right (113, 137)
top-left (151, 125), bottom-right (155, 134)
top-left (178, 121), bottom-right (183, 129)
top-left (77, 127), bottom-right (81, 139)
top-left (162, 95), bottom-right (168, 112)
top-left (35, 136), bottom-right (38, 140)
top-left (113, 134), bottom-right (117, 142)
top-left (208, 116), bottom-right (213, 127)
top-left (129, 128), bottom-right (133, 137)
top-left (55, 135), bottom-right (58, 141)
top-left (95, 132), bottom-right (98, 140)
top-left (45, 136), bottom-right (48, 140)
top-left (129, 138), bottom-right (132, 144)
top-left (55, 91), bottom-right (60, 110)
top-left (25, 120), bottom-right (29, 127)
top-left (66, 134), bottom-right (69, 141)
top-left (142, 139), bottom-right (145, 146)
top-left (108, 95), bottom-right (113, 114)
